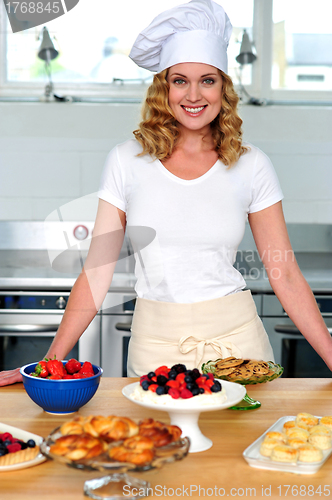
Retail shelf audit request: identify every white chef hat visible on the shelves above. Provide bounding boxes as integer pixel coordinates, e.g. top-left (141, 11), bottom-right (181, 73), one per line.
top-left (129, 0), bottom-right (232, 75)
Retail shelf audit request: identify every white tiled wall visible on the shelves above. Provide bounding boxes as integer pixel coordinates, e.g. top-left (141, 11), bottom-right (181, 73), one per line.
top-left (0, 102), bottom-right (331, 223)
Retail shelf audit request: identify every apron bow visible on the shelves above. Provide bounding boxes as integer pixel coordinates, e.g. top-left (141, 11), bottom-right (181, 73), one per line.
top-left (178, 334), bottom-right (242, 368)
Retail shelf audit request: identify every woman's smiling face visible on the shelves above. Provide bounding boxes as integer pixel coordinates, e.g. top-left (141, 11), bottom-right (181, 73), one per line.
top-left (167, 62), bottom-right (223, 133)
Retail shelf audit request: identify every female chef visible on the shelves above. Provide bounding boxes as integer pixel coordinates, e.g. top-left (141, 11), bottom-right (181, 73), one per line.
top-left (1, 0), bottom-right (331, 383)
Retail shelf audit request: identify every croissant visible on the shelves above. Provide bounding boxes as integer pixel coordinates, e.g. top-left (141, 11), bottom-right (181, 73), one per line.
top-left (138, 418), bottom-right (182, 447)
top-left (109, 435), bottom-right (155, 465)
top-left (60, 415), bottom-right (139, 442)
top-left (50, 433), bottom-right (107, 461)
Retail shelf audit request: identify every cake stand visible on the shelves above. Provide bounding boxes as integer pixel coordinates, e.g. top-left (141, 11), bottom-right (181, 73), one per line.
top-left (122, 380), bottom-right (246, 453)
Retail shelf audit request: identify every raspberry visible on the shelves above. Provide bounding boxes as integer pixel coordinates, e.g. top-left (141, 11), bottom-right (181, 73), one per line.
top-left (168, 388), bottom-right (180, 399)
top-left (7, 443), bottom-right (21, 453)
top-left (180, 388), bottom-right (194, 399)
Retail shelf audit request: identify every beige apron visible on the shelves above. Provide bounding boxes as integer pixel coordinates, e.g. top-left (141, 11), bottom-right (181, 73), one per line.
top-left (127, 290), bottom-right (274, 377)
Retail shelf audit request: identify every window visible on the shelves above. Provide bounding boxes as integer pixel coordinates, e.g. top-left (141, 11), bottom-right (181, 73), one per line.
top-left (272, 0), bottom-right (332, 92)
top-left (0, 0), bottom-right (331, 102)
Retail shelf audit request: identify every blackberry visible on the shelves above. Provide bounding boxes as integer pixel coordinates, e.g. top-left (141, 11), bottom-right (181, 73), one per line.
top-left (156, 375), bottom-right (168, 386)
top-left (171, 364), bottom-right (187, 373)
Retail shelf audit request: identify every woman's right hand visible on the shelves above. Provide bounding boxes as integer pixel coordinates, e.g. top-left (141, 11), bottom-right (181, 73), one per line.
top-left (0, 367), bottom-right (22, 386)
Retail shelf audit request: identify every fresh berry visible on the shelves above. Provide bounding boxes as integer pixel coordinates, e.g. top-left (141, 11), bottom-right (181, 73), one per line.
top-left (7, 443), bottom-right (21, 453)
top-left (211, 381), bottom-right (222, 392)
top-left (168, 370), bottom-right (177, 380)
top-left (27, 439), bottom-right (36, 448)
top-left (156, 375), bottom-right (168, 386)
top-left (147, 371), bottom-right (156, 379)
top-left (156, 386), bottom-right (166, 395)
top-left (148, 383), bottom-right (158, 392)
top-left (180, 388), bottom-right (194, 399)
top-left (171, 364), bottom-right (187, 373)
top-left (168, 388), bottom-right (180, 399)
top-left (141, 380), bottom-right (150, 391)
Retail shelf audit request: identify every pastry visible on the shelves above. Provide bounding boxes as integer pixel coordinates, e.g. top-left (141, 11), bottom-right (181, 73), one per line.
top-left (138, 418), bottom-right (182, 447)
top-left (60, 415), bottom-right (139, 442)
top-left (284, 426), bottom-right (309, 441)
top-left (283, 420), bottom-right (296, 432)
top-left (50, 433), bottom-right (107, 461)
top-left (297, 443), bottom-right (324, 462)
top-left (109, 435), bottom-right (155, 465)
top-left (265, 431), bottom-right (287, 443)
top-left (259, 438), bottom-right (280, 457)
top-left (296, 412), bottom-right (319, 428)
top-left (287, 437), bottom-right (307, 449)
top-left (309, 424), bottom-right (331, 436)
top-left (320, 416), bottom-right (332, 430)
top-left (0, 445), bottom-right (40, 466)
top-left (308, 433), bottom-right (332, 450)
top-left (270, 444), bottom-right (298, 463)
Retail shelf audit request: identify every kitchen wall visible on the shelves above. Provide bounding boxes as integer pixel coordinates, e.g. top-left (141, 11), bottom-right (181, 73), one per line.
top-left (0, 102), bottom-right (331, 223)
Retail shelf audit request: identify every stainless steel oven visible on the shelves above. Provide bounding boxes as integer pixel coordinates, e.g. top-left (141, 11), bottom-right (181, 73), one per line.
top-left (0, 291), bottom-right (100, 371)
top-left (262, 294), bottom-right (332, 377)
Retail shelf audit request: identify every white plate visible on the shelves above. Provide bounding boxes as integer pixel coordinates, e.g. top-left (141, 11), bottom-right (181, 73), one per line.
top-left (243, 416), bottom-right (332, 475)
top-left (0, 423), bottom-right (46, 471)
top-left (122, 380), bottom-right (246, 413)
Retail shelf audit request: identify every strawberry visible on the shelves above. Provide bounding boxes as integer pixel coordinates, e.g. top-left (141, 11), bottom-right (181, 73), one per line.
top-left (46, 357), bottom-right (66, 377)
top-left (79, 361), bottom-right (94, 376)
top-left (155, 365), bottom-right (170, 376)
top-left (165, 380), bottom-right (180, 389)
top-left (65, 358), bottom-right (81, 374)
top-left (35, 360), bottom-right (49, 378)
top-left (175, 372), bottom-right (186, 384)
top-left (148, 383), bottom-right (158, 392)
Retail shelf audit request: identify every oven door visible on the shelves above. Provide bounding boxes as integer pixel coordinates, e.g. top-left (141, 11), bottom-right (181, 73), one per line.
top-left (0, 312), bottom-right (101, 371)
top-left (262, 316), bottom-right (332, 377)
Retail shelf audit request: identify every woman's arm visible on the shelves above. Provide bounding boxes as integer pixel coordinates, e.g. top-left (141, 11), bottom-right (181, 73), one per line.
top-left (0, 199), bottom-right (126, 386)
top-left (248, 201), bottom-right (332, 371)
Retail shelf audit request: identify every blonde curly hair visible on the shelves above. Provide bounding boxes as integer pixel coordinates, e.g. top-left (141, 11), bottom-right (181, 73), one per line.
top-left (133, 69), bottom-right (248, 167)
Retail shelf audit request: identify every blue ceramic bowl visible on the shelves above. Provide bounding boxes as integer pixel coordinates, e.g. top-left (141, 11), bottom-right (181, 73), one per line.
top-left (20, 361), bottom-right (103, 414)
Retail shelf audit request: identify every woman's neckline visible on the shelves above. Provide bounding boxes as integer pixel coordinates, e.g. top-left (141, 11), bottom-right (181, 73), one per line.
top-left (156, 157), bottom-right (220, 184)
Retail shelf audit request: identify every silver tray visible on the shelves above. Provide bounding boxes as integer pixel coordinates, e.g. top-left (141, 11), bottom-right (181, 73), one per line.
top-left (243, 416), bottom-right (332, 474)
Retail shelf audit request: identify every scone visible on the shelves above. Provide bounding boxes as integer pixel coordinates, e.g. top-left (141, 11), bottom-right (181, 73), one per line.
top-left (296, 412), bottom-right (319, 429)
top-left (320, 416), bottom-right (332, 430)
top-left (297, 443), bottom-right (323, 463)
top-left (270, 444), bottom-right (298, 463)
top-left (260, 438), bottom-right (281, 457)
top-left (283, 420), bottom-right (296, 432)
top-left (309, 425), bottom-right (331, 436)
top-left (265, 431), bottom-right (287, 443)
top-left (285, 426), bottom-right (310, 441)
top-left (288, 437), bottom-right (308, 449)
top-left (309, 433), bottom-right (332, 450)
top-left (0, 445), bottom-right (40, 466)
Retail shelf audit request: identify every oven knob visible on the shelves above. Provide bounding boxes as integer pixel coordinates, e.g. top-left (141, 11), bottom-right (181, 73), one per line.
top-left (73, 225), bottom-right (89, 240)
top-left (55, 296), bottom-right (67, 309)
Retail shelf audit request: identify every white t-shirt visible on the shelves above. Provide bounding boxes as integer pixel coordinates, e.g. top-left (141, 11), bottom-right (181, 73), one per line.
top-left (98, 139), bottom-right (283, 303)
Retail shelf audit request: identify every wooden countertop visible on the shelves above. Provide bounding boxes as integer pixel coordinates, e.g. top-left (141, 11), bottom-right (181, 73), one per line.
top-left (2, 378), bottom-right (332, 499)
